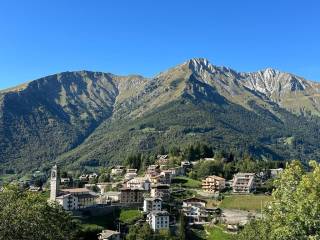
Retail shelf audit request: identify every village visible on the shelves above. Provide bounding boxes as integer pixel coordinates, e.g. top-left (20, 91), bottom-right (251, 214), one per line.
top-left (44, 154), bottom-right (283, 240)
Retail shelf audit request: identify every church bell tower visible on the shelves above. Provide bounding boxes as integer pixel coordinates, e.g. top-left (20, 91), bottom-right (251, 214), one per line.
top-left (50, 164), bottom-right (60, 201)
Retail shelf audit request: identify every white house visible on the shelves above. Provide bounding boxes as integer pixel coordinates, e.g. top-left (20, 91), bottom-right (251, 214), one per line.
top-left (56, 194), bottom-right (79, 210)
top-left (150, 184), bottom-right (170, 201)
top-left (60, 177), bottom-right (71, 184)
top-left (89, 173), bottom-right (99, 180)
top-left (143, 197), bottom-right (162, 213)
top-left (79, 174), bottom-right (89, 181)
top-left (182, 197), bottom-right (208, 223)
top-left (60, 188), bottom-right (97, 209)
top-left (156, 155), bottom-right (169, 165)
top-left (182, 197), bottom-right (207, 208)
top-left (270, 168), bottom-right (283, 178)
top-left (146, 165), bottom-right (161, 177)
top-left (104, 191), bottom-right (121, 202)
top-left (232, 173), bottom-right (255, 193)
top-left (98, 229), bottom-right (120, 240)
top-left (160, 170), bottom-right (172, 184)
top-left (167, 166), bottom-right (184, 177)
top-left (111, 165), bottom-right (125, 176)
top-left (124, 169), bottom-right (138, 181)
top-left (147, 210), bottom-right (170, 231)
top-left (126, 177), bottom-right (151, 191)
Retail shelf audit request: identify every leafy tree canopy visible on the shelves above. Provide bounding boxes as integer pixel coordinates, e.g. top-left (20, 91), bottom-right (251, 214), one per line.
top-left (0, 186), bottom-right (80, 240)
top-left (239, 160), bottom-right (320, 240)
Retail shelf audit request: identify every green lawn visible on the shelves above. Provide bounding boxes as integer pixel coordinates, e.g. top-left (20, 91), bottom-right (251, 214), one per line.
top-left (219, 194), bottom-right (272, 211)
top-left (172, 176), bottom-right (202, 189)
top-left (119, 209), bottom-right (143, 224)
top-left (206, 226), bottom-right (234, 240)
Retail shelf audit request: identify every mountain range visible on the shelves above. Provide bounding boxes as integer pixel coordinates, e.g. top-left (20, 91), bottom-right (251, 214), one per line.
top-left (1, 58), bottom-right (320, 175)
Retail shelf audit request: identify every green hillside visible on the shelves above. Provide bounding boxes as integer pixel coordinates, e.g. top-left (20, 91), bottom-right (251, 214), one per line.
top-left (1, 58), bottom-right (320, 176)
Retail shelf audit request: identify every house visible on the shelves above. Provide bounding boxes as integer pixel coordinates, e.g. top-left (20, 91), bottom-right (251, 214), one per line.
top-left (146, 165), bottom-right (160, 178)
top-left (126, 177), bottom-right (151, 191)
top-left (148, 170), bottom-right (172, 185)
top-left (232, 173), bottom-right (255, 193)
top-left (98, 229), bottom-right (120, 240)
top-left (111, 165), bottom-right (125, 176)
top-left (156, 155), bottom-right (169, 165)
top-left (181, 161), bottom-right (192, 174)
top-left (56, 194), bottom-right (79, 210)
top-left (150, 184), bottom-right (170, 201)
top-left (29, 185), bottom-right (42, 192)
top-left (149, 174), bottom-right (164, 185)
top-left (120, 188), bottom-right (144, 204)
top-left (202, 175), bottom-right (226, 193)
top-left (254, 171), bottom-right (270, 188)
top-left (60, 188), bottom-right (98, 209)
top-left (182, 197), bottom-right (208, 223)
top-left (147, 210), bottom-right (170, 231)
top-left (269, 168), bottom-right (283, 178)
top-left (96, 182), bottom-right (113, 194)
top-left (143, 197), bottom-right (162, 213)
top-left (182, 197), bottom-right (207, 208)
top-left (127, 169), bottom-right (138, 174)
top-left (79, 174), bottom-right (89, 181)
top-left (89, 173), bottom-right (99, 180)
top-left (160, 170), bottom-right (172, 184)
top-left (124, 169), bottom-right (138, 180)
top-left (104, 191), bottom-right (121, 203)
top-left (124, 172), bottom-right (137, 181)
top-left (60, 177), bottom-right (71, 184)
top-left (167, 166), bottom-right (184, 177)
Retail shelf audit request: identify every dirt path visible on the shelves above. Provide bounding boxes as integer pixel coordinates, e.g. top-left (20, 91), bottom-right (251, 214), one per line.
top-left (220, 209), bottom-right (261, 225)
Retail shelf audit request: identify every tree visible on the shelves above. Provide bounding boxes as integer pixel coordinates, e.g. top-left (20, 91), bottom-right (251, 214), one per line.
top-left (159, 146), bottom-right (167, 155)
top-left (184, 145), bottom-right (196, 161)
top-left (0, 186), bottom-right (80, 240)
top-left (98, 173), bottom-right (110, 183)
top-left (61, 171), bottom-right (68, 178)
top-left (126, 223), bottom-right (154, 240)
top-left (126, 153), bottom-right (142, 170)
top-left (169, 146), bottom-right (181, 157)
top-left (33, 178), bottom-right (44, 187)
top-left (178, 212), bottom-right (187, 240)
top-left (88, 177), bottom-right (98, 184)
top-left (239, 160), bottom-right (320, 240)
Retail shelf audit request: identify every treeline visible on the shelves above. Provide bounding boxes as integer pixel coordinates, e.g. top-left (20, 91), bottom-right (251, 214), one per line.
top-left (189, 156), bottom-right (285, 180)
top-left (125, 143), bottom-right (286, 179)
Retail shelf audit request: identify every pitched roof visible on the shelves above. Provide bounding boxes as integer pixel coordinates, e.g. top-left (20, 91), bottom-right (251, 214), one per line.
top-left (183, 197), bottom-right (207, 203)
top-left (205, 175), bottom-right (225, 180)
top-left (61, 188), bottom-right (89, 193)
top-left (99, 229), bottom-right (120, 239)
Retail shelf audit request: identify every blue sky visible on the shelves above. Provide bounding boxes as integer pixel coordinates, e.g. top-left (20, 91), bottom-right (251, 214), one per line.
top-left (0, 0), bottom-right (319, 89)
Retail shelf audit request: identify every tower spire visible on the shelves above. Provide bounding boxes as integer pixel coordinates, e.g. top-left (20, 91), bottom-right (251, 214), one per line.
top-left (50, 164), bottom-right (60, 201)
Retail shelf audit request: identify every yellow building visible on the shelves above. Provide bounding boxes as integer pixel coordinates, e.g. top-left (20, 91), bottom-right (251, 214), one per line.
top-left (202, 175), bottom-right (226, 193)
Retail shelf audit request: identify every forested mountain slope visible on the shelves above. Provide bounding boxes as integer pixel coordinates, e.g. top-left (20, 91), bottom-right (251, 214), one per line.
top-left (1, 58), bottom-right (320, 174)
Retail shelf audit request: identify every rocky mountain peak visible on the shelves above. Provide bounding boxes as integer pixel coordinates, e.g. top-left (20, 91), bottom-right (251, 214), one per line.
top-left (186, 58), bottom-right (218, 74)
top-left (260, 68), bottom-right (281, 80)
